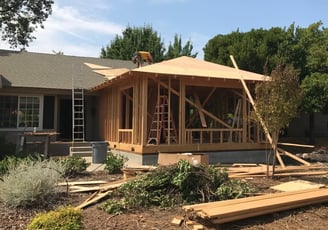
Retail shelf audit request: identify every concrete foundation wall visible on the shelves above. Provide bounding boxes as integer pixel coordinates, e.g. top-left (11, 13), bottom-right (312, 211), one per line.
top-left (112, 149), bottom-right (273, 166)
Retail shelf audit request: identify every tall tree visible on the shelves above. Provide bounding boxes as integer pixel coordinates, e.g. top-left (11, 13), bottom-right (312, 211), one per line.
top-left (100, 25), bottom-right (166, 62)
top-left (204, 27), bottom-right (290, 75)
top-left (164, 34), bottom-right (198, 59)
top-left (301, 73), bottom-right (328, 144)
top-left (0, 0), bottom-right (54, 48)
top-left (204, 21), bottom-right (328, 143)
top-left (254, 64), bottom-right (303, 170)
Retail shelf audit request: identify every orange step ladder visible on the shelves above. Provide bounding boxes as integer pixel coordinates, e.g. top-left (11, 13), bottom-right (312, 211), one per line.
top-left (147, 96), bottom-right (177, 145)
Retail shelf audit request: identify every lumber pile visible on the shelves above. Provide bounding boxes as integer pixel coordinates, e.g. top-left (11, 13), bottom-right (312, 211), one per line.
top-left (183, 187), bottom-right (328, 224)
top-left (226, 163), bottom-right (328, 178)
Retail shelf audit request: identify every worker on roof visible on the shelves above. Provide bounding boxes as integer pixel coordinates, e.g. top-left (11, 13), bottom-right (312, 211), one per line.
top-left (132, 51), bottom-right (153, 67)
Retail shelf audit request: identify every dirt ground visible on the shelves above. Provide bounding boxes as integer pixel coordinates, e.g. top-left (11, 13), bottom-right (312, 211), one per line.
top-left (1, 138), bottom-right (328, 230)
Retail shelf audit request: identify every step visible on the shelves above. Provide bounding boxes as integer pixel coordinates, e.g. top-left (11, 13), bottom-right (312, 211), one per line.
top-left (70, 145), bottom-right (92, 157)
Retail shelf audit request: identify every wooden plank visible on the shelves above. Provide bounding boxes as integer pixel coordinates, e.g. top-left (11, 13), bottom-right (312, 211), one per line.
top-left (76, 190), bottom-right (111, 209)
top-left (191, 187), bottom-right (328, 223)
top-left (278, 142), bottom-right (315, 148)
top-left (211, 195), bottom-right (328, 224)
top-left (204, 188), bottom-right (328, 218)
top-left (278, 147), bottom-right (311, 166)
top-left (183, 188), bottom-right (318, 212)
top-left (193, 93), bottom-right (207, 128)
top-left (230, 55), bottom-right (285, 168)
top-left (58, 180), bottom-right (108, 186)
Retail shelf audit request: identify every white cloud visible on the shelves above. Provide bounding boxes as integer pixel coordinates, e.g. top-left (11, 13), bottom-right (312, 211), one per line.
top-left (1, 2), bottom-right (124, 57)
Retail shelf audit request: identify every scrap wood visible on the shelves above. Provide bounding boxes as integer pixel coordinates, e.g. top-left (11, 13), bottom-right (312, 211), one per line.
top-left (75, 190), bottom-right (112, 209)
top-left (183, 187), bottom-right (328, 224)
top-left (278, 147), bottom-right (311, 166)
top-left (227, 164), bottom-right (328, 179)
top-left (58, 180), bottom-right (109, 186)
top-left (69, 178), bottom-right (132, 193)
top-left (278, 142), bottom-right (315, 148)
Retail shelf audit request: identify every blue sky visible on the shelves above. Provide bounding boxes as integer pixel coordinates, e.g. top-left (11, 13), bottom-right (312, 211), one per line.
top-left (1, 0), bottom-right (327, 59)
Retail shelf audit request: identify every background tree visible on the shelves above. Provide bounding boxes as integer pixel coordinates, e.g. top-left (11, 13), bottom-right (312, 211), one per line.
top-left (301, 73), bottom-right (328, 144)
top-left (296, 22), bottom-right (328, 143)
top-left (100, 25), bottom-right (166, 62)
top-left (164, 34), bottom-right (198, 59)
top-left (0, 0), bottom-right (53, 48)
top-left (203, 27), bottom-right (290, 74)
top-left (101, 26), bottom-right (198, 62)
top-left (204, 21), bottom-right (328, 143)
top-left (254, 64), bottom-right (303, 170)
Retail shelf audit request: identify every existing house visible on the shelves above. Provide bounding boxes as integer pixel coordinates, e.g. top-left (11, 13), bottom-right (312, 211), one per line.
top-left (91, 56), bottom-right (271, 164)
top-left (0, 49), bottom-right (134, 154)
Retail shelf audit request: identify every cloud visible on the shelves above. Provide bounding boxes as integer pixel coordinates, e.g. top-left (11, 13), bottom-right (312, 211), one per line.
top-left (25, 3), bottom-right (125, 57)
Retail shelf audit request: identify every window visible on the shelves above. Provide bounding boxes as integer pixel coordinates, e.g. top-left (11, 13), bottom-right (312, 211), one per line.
top-left (0, 95), bottom-right (42, 129)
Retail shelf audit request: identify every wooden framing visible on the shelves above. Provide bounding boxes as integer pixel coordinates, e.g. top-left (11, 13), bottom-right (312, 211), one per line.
top-left (95, 57), bottom-right (271, 156)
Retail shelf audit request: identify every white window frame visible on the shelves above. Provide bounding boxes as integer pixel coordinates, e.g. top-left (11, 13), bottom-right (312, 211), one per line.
top-left (0, 94), bottom-right (43, 131)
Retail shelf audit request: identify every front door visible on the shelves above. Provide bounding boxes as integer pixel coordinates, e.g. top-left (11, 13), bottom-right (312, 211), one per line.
top-left (59, 99), bottom-right (72, 140)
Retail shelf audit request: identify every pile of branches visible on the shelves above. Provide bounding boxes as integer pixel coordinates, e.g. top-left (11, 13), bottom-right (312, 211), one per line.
top-left (102, 160), bottom-right (251, 214)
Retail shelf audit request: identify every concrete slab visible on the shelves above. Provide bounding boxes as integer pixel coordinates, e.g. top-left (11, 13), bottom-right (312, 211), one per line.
top-left (83, 157), bottom-right (106, 172)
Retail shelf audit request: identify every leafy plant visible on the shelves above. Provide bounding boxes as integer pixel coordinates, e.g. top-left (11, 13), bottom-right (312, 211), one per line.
top-left (104, 153), bottom-right (128, 174)
top-left (58, 156), bottom-right (90, 177)
top-left (102, 160), bottom-right (250, 214)
top-left (27, 206), bottom-right (82, 230)
top-left (0, 153), bottom-right (43, 176)
top-left (215, 179), bottom-right (251, 200)
top-left (0, 158), bottom-right (65, 207)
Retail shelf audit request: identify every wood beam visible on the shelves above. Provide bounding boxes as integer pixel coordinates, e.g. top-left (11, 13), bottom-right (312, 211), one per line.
top-left (187, 87), bottom-right (216, 128)
top-left (230, 55), bottom-right (285, 168)
top-left (151, 77), bottom-right (230, 128)
top-left (193, 93), bottom-right (207, 128)
top-left (179, 79), bottom-right (186, 144)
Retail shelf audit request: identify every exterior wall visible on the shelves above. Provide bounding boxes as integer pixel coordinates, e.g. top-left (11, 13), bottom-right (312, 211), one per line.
top-left (287, 112), bottom-right (328, 137)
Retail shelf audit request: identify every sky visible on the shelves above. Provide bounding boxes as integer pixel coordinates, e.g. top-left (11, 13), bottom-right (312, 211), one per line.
top-left (1, 0), bottom-right (328, 59)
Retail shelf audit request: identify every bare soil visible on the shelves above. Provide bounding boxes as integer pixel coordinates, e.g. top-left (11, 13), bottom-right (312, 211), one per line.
top-left (2, 138), bottom-right (328, 230)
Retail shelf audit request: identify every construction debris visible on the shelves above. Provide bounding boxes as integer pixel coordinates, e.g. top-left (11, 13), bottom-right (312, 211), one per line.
top-left (58, 178), bottom-right (133, 209)
top-left (171, 216), bottom-right (184, 226)
top-left (226, 163), bottom-right (328, 178)
top-left (183, 187), bottom-right (328, 224)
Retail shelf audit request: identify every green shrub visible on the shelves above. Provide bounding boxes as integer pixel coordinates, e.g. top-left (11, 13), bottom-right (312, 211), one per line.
top-left (0, 153), bottom-right (43, 176)
top-left (215, 179), bottom-right (252, 200)
top-left (58, 156), bottom-right (90, 177)
top-left (104, 153), bottom-right (128, 174)
top-left (0, 158), bottom-right (65, 207)
top-left (102, 160), bottom-right (250, 214)
top-left (27, 206), bottom-right (82, 230)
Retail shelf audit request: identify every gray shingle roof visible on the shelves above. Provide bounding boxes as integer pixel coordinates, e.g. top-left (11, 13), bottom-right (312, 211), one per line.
top-left (0, 49), bottom-right (135, 90)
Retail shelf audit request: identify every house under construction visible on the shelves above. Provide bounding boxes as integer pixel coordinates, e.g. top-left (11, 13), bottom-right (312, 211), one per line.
top-left (91, 56), bottom-right (270, 164)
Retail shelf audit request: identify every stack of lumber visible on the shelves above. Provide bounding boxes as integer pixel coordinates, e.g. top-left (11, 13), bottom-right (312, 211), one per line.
top-left (183, 187), bottom-right (328, 224)
top-left (226, 163), bottom-right (328, 178)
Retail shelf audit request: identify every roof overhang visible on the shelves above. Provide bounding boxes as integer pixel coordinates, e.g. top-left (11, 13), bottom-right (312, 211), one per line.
top-left (89, 56), bottom-right (270, 91)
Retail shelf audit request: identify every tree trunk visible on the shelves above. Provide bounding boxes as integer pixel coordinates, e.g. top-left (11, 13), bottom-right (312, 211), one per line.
top-left (271, 130), bottom-right (279, 178)
top-left (308, 112), bottom-right (315, 145)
